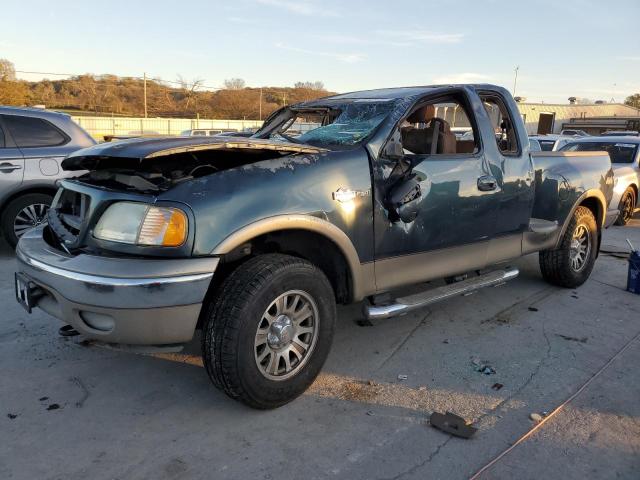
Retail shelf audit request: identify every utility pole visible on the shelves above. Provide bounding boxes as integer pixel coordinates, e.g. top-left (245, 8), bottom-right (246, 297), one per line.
top-left (143, 72), bottom-right (148, 118)
top-left (513, 66), bottom-right (520, 97)
top-left (259, 87), bottom-right (263, 121)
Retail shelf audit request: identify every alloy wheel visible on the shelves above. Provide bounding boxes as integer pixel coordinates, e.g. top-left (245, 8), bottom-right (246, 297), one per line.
top-left (13, 203), bottom-right (49, 239)
top-left (254, 290), bottom-right (319, 381)
top-left (569, 224), bottom-right (591, 272)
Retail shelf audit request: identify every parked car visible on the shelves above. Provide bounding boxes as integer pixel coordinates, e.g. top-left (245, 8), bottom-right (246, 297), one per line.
top-left (601, 130), bottom-right (639, 137)
top-left (214, 130), bottom-right (254, 138)
top-left (560, 137), bottom-right (639, 225)
top-left (16, 85), bottom-right (613, 408)
top-left (528, 134), bottom-right (576, 151)
top-left (560, 129), bottom-right (589, 137)
top-left (529, 138), bottom-right (542, 151)
top-left (180, 129), bottom-right (238, 136)
top-left (0, 106), bottom-right (95, 247)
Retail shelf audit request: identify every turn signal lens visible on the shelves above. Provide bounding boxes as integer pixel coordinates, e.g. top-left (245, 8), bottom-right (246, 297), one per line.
top-left (138, 207), bottom-right (188, 247)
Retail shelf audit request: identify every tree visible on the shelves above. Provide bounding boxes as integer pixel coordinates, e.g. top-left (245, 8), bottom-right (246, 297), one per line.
top-left (224, 78), bottom-right (246, 90)
top-left (0, 59), bottom-right (16, 81)
top-left (294, 81), bottom-right (324, 91)
top-left (625, 93), bottom-right (640, 109)
top-left (177, 76), bottom-right (204, 112)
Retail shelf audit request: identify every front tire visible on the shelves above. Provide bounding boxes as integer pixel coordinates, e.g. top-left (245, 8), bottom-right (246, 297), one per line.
top-left (1, 193), bottom-right (53, 248)
top-left (539, 206), bottom-right (598, 288)
top-left (615, 188), bottom-right (636, 226)
top-left (201, 254), bottom-right (336, 409)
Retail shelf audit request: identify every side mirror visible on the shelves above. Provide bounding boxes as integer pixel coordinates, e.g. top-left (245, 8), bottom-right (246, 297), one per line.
top-left (382, 130), bottom-right (404, 159)
top-left (387, 174), bottom-right (422, 223)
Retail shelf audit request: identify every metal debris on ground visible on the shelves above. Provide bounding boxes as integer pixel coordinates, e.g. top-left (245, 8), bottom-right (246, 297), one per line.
top-left (529, 412), bottom-right (543, 422)
top-left (7, 413), bottom-right (18, 419)
top-left (46, 404), bottom-right (60, 411)
top-left (491, 383), bottom-right (504, 391)
top-left (397, 374), bottom-right (408, 381)
top-left (430, 411), bottom-right (478, 439)
top-left (528, 307), bottom-right (538, 312)
top-left (476, 365), bottom-right (496, 375)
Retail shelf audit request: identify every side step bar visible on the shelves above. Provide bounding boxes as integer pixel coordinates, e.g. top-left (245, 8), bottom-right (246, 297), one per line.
top-left (363, 268), bottom-right (519, 320)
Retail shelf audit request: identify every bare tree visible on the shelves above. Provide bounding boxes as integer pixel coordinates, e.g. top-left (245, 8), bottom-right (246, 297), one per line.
top-left (177, 76), bottom-right (204, 111)
top-left (0, 58), bottom-right (17, 81)
top-left (294, 81), bottom-right (324, 91)
top-left (224, 78), bottom-right (246, 90)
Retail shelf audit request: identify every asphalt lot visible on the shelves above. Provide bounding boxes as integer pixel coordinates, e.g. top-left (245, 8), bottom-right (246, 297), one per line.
top-left (2, 217), bottom-right (640, 480)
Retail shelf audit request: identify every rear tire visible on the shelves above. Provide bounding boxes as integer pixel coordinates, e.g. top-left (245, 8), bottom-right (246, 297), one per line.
top-left (615, 188), bottom-right (636, 226)
top-left (539, 206), bottom-right (598, 288)
top-left (201, 253), bottom-right (336, 409)
top-left (1, 193), bottom-right (53, 248)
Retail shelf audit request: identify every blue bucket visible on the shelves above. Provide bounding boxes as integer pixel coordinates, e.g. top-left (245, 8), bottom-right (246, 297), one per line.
top-left (628, 251), bottom-right (640, 294)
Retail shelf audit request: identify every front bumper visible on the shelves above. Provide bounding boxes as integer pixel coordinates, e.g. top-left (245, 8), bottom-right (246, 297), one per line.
top-left (16, 226), bottom-right (219, 345)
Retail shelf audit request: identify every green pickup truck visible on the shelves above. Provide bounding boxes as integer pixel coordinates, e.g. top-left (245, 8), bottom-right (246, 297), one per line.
top-left (16, 84), bottom-right (614, 408)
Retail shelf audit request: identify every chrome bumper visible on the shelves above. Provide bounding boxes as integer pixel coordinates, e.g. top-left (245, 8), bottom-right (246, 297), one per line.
top-left (16, 227), bottom-right (219, 344)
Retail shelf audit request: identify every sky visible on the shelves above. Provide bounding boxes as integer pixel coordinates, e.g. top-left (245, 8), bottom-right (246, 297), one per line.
top-left (2, 0), bottom-right (639, 104)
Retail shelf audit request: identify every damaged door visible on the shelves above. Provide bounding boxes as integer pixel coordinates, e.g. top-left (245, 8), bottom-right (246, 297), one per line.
top-left (372, 88), bottom-right (500, 291)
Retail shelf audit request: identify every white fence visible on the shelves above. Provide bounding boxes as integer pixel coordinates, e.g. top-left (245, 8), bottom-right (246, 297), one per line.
top-left (71, 116), bottom-right (264, 140)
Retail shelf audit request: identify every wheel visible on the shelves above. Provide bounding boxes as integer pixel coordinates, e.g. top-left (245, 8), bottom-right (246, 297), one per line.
top-left (615, 188), bottom-right (636, 226)
top-left (539, 206), bottom-right (598, 288)
top-left (201, 253), bottom-right (336, 409)
top-left (1, 193), bottom-right (53, 248)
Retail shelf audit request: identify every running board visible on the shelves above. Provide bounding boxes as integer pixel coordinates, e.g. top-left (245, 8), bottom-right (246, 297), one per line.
top-left (363, 268), bottom-right (519, 320)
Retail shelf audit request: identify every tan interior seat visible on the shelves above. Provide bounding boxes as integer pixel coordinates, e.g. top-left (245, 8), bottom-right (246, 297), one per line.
top-left (401, 104), bottom-right (457, 154)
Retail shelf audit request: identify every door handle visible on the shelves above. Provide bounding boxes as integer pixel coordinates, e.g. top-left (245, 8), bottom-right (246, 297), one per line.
top-left (0, 162), bottom-right (23, 173)
top-left (477, 175), bottom-right (498, 192)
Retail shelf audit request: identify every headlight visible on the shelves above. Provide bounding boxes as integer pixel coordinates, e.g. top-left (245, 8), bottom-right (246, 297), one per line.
top-left (94, 202), bottom-right (188, 247)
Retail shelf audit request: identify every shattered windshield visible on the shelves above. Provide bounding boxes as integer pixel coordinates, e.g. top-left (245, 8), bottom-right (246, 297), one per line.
top-left (266, 100), bottom-right (396, 148)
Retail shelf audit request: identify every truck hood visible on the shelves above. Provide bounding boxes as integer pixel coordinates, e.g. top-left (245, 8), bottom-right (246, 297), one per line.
top-left (61, 136), bottom-right (326, 171)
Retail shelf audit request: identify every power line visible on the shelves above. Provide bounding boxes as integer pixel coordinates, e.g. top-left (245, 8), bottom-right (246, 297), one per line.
top-left (14, 70), bottom-right (224, 91)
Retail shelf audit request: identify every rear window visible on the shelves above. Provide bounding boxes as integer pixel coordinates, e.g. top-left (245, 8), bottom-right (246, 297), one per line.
top-left (561, 141), bottom-right (638, 164)
top-left (2, 115), bottom-right (68, 148)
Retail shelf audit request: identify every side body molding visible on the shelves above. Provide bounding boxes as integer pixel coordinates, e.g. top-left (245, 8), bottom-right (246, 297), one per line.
top-left (211, 214), bottom-right (375, 302)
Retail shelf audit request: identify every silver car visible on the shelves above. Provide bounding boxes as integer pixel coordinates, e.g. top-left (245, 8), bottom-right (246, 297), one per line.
top-left (0, 107), bottom-right (95, 247)
top-left (560, 137), bottom-right (640, 225)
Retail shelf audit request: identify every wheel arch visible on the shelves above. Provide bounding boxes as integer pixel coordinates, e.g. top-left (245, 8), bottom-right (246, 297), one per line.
top-left (0, 185), bottom-right (57, 214)
top-left (210, 215), bottom-right (373, 304)
top-left (554, 190), bottom-right (606, 251)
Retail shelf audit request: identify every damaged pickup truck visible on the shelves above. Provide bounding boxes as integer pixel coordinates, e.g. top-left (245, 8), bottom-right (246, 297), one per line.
top-left (15, 85), bottom-right (614, 408)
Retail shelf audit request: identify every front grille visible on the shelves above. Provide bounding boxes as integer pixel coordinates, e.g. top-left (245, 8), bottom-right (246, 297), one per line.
top-left (47, 188), bottom-right (91, 247)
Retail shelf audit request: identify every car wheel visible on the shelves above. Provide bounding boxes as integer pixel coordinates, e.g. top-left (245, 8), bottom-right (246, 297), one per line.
top-left (615, 188), bottom-right (636, 226)
top-left (201, 253), bottom-right (336, 409)
top-left (1, 193), bottom-right (53, 248)
top-left (539, 206), bottom-right (598, 288)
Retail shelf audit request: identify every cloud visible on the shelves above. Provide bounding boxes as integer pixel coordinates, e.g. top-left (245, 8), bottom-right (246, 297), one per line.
top-left (432, 73), bottom-right (491, 84)
top-left (275, 43), bottom-right (365, 63)
top-left (376, 30), bottom-right (465, 45)
top-left (256, 0), bottom-right (338, 16)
